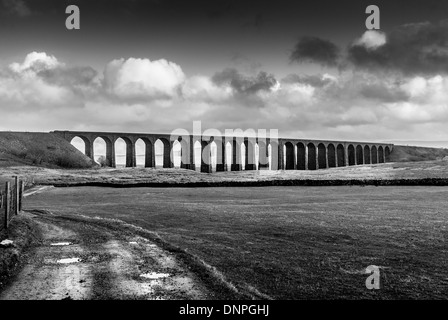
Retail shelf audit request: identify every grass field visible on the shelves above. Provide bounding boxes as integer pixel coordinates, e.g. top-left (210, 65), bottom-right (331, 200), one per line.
top-left (2, 159), bottom-right (448, 189)
top-left (23, 185), bottom-right (448, 299)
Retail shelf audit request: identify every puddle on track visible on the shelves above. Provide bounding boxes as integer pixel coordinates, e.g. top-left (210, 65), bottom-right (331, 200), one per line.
top-left (140, 272), bottom-right (171, 280)
top-left (51, 242), bottom-right (72, 246)
top-left (57, 258), bottom-right (81, 264)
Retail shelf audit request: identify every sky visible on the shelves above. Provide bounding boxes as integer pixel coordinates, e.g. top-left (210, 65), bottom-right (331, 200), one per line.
top-left (2, 0), bottom-right (448, 146)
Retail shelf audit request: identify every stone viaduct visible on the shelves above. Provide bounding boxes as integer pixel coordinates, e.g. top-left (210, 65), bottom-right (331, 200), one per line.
top-left (52, 130), bottom-right (393, 172)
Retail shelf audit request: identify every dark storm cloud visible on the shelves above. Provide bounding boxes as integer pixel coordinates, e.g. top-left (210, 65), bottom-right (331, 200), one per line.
top-left (282, 74), bottom-right (332, 88)
top-left (205, 0), bottom-right (233, 19)
top-left (290, 36), bottom-right (340, 67)
top-left (360, 83), bottom-right (409, 103)
top-left (212, 68), bottom-right (277, 94)
top-left (241, 13), bottom-right (264, 32)
top-left (349, 20), bottom-right (448, 75)
top-left (1, 0), bottom-right (31, 17)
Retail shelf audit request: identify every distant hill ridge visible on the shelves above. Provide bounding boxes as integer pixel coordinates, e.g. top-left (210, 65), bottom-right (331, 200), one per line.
top-left (389, 145), bottom-right (448, 162)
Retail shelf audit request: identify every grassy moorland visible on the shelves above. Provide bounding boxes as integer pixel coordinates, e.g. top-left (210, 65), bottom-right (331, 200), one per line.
top-left (23, 185), bottom-right (448, 299)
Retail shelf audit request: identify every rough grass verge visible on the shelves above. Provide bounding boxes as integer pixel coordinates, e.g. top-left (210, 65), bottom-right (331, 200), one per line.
top-left (0, 214), bottom-right (42, 291)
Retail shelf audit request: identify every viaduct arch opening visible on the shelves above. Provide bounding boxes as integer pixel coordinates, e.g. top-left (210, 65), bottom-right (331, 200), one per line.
top-left (258, 141), bottom-right (269, 170)
top-left (155, 138), bottom-right (171, 168)
top-left (93, 136), bottom-right (114, 167)
top-left (364, 145), bottom-right (371, 165)
top-left (307, 143), bottom-right (316, 170)
top-left (371, 146), bottom-right (378, 164)
top-left (328, 144), bottom-right (336, 168)
top-left (172, 140), bottom-right (182, 168)
top-left (244, 139), bottom-right (256, 170)
top-left (378, 146), bottom-right (384, 163)
top-left (318, 143), bottom-right (326, 169)
top-left (348, 145), bottom-right (355, 166)
top-left (135, 138), bottom-right (146, 167)
top-left (297, 143), bottom-right (306, 170)
top-left (284, 142), bottom-right (295, 170)
top-left (70, 136), bottom-right (91, 157)
top-left (356, 145), bottom-right (363, 165)
top-left (336, 144), bottom-right (345, 167)
top-left (385, 146), bottom-right (391, 162)
top-left (114, 137), bottom-right (134, 168)
top-left (225, 141), bottom-right (232, 171)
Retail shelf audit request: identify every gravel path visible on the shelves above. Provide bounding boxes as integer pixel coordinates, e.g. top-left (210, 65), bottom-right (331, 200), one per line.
top-left (0, 211), bottom-right (212, 300)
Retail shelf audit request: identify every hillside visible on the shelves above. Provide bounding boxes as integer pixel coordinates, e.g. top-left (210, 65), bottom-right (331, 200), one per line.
top-left (0, 132), bottom-right (96, 169)
top-left (389, 145), bottom-right (448, 162)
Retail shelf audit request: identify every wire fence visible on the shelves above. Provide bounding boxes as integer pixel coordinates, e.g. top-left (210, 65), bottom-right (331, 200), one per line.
top-left (0, 176), bottom-right (28, 231)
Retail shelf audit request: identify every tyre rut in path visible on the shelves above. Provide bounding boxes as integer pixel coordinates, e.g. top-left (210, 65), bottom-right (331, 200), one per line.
top-left (0, 211), bottom-right (212, 300)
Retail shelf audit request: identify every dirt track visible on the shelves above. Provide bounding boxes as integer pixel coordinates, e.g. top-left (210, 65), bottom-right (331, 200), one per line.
top-left (0, 210), bottom-right (212, 300)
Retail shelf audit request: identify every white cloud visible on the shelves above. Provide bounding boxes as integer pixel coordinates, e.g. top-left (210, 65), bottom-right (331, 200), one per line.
top-left (354, 30), bottom-right (387, 49)
top-left (9, 52), bottom-right (61, 74)
top-left (103, 57), bottom-right (185, 99)
top-left (401, 76), bottom-right (427, 97)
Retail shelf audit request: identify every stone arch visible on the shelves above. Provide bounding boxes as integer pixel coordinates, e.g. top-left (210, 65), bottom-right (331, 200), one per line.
top-left (210, 141), bottom-right (218, 171)
top-left (94, 136), bottom-right (113, 167)
top-left (177, 137), bottom-right (189, 169)
top-left (336, 144), bottom-right (345, 167)
top-left (328, 144), bottom-right (336, 168)
top-left (244, 139), bottom-right (256, 170)
top-left (155, 138), bottom-right (171, 168)
top-left (115, 137), bottom-right (134, 167)
top-left (356, 145), bottom-right (363, 165)
top-left (215, 139), bottom-right (226, 172)
top-left (297, 142), bottom-right (306, 170)
top-left (378, 146), bottom-right (384, 163)
top-left (371, 146), bottom-right (378, 164)
top-left (225, 141), bottom-right (232, 171)
top-left (348, 144), bottom-right (355, 166)
top-left (318, 143), bottom-right (326, 169)
top-left (284, 142), bottom-right (295, 170)
top-left (172, 140), bottom-right (182, 168)
top-left (200, 140), bottom-right (212, 173)
top-left (134, 138), bottom-right (146, 167)
top-left (70, 135), bottom-right (92, 158)
top-left (257, 140), bottom-right (269, 170)
top-left (385, 146), bottom-right (391, 162)
top-left (364, 145), bottom-right (371, 165)
top-left (269, 141), bottom-right (279, 170)
top-left (307, 143), bottom-right (316, 170)
top-left (254, 143), bottom-right (260, 170)
top-left (231, 138), bottom-right (243, 171)
top-left (143, 138), bottom-right (154, 168)
top-left (193, 140), bottom-right (202, 170)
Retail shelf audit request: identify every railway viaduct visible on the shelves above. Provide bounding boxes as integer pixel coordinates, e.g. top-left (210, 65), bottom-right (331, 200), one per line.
top-left (52, 130), bottom-right (393, 172)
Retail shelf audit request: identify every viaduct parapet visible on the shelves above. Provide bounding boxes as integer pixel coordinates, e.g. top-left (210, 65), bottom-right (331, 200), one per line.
top-left (51, 130), bottom-right (393, 172)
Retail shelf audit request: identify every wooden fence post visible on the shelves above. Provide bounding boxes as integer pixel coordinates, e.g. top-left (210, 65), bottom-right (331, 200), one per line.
top-left (15, 176), bottom-right (20, 215)
top-left (4, 182), bottom-right (10, 230)
top-left (19, 180), bottom-right (24, 212)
